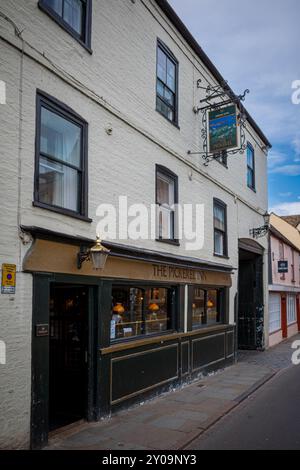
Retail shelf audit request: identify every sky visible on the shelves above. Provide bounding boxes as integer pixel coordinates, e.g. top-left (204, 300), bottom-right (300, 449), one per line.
top-left (169, 0), bottom-right (300, 215)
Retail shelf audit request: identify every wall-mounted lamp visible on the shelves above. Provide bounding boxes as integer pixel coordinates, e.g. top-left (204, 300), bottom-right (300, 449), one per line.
top-left (77, 235), bottom-right (110, 270)
top-left (249, 212), bottom-right (270, 239)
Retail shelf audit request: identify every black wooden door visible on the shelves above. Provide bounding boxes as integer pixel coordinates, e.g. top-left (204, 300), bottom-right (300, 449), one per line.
top-left (49, 285), bottom-right (89, 431)
top-left (238, 255), bottom-right (264, 350)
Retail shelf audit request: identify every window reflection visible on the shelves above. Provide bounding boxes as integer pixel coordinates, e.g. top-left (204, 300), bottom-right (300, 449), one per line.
top-left (192, 288), bottom-right (222, 329)
top-left (111, 286), bottom-right (173, 341)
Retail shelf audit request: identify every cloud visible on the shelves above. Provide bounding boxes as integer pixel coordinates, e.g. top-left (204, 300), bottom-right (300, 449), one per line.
top-left (169, 0), bottom-right (300, 147)
top-left (293, 137), bottom-right (300, 161)
top-left (270, 201), bottom-right (300, 216)
top-left (268, 150), bottom-right (288, 169)
top-left (279, 192), bottom-right (293, 198)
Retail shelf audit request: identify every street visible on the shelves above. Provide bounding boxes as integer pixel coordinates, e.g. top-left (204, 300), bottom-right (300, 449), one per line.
top-left (187, 364), bottom-right (300, 450)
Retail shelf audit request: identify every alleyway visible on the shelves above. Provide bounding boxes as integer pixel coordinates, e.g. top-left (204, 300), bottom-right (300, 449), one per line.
top-left (46, 335), bottom-right (299, 450)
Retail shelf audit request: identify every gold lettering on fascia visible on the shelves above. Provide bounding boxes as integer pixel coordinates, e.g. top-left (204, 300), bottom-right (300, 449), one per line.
top-left (153, 265), bottom-right (207, 282)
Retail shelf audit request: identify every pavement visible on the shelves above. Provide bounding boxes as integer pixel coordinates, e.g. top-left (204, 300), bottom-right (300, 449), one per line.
top-left (46, 335), bottom-right (300, 451)
top-left (186, 364), bottom-right (300, 450)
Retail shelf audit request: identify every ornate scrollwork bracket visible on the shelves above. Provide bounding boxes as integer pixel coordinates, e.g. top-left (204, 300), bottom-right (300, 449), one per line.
top-left (188, 80), bottom-right (250, 166)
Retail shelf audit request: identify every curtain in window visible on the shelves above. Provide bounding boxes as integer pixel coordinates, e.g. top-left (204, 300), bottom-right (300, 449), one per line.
top-left (156, 172), bottom-right (175, 240)
top-left (39, 107), bottom-right (81, 212)
top-left (214, 231), bottom-right (224, 256)
top-left (63, 0), bottom-right (83, 35)
top-left (214, 204), bottom-right (225, 231)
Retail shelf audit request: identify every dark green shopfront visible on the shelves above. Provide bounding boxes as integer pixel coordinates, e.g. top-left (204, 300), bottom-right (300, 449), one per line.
top-left (25, 230), bottom-right (235, 448)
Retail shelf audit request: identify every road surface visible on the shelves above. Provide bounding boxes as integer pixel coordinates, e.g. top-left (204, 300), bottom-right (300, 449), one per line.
top-left (187, 365), bottom-right (300, 450)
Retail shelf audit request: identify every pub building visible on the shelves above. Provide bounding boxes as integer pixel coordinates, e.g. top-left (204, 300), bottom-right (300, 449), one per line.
top-left (24, 229), bottom-right (234, 448)
top-left (0, 0), bottom-right (271, 451)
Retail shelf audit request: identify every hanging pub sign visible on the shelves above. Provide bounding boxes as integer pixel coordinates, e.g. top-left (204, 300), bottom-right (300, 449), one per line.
top-left (208, 104), bottom-right (238, 153)
top-left (1, 264), bottom-right (16, 294)
top-left (278, 260), bottom-right (288, 274)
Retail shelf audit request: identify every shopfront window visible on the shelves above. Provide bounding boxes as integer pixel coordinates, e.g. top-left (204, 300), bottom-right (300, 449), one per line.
top-left (110, 286), bottom-right (174, 341)
top-left (287, 294), bottom-right (297, 325)
top-left (191, 287), bottom-right (223, 329)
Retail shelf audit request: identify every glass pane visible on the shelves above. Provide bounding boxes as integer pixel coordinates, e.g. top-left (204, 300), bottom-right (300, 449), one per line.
top-left (214, 204), bottom-right (225, 231)
top-left (44, 0), bottom-right (63, 15)
top-left (145, 288), bottom-right (170, 335)
top-left (214, 231), bottom-right (224, 255)
top-left (167, 58), bottom-right (176, 92)
top-left (287, 295), bottom-right (296, 325)
top-left (63, 0), bottom-right (83, 35)
top-left (157, 172), bottom-right (175, 206)
top-left (39, 156), bottom-right (79, 212)
top-left (157, 47), bottom-right (167, 82)
top-left (247, 168), bottom-right (254, 188)
top-left (247, 146), bottom-right (254, 169)
top-left (269, 294), bottom-right (281, 333)
top-left (157, 206), bottom-right (174, 240)
top-left (207, 290), bottom-right (220, 325)
top-left (157, 97), bottom-right (174, 122)
top-left (41, 107), bottom-right (82, 168)
top-left (192, 288), bottom-right (206, 328)
top-left (157, 80), bottom-right (164, 99)
top-left (111, 287), bottom-right (144, 340)
top-left (164, 88), bottom-right (174, 107)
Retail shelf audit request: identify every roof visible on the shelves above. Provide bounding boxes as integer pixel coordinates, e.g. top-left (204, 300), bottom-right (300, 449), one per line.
top-left (155, 0), bottom-right (272, 149)
top-left (281, 215), bottom-right (300, 229)
top-left (270, 213), bottom-right (300, 252)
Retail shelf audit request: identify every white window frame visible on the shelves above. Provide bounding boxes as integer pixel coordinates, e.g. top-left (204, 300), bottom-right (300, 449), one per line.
top-left (269, 293), bottom-right (281, 334)
top-left (287, 294), bottom-right (297, 325)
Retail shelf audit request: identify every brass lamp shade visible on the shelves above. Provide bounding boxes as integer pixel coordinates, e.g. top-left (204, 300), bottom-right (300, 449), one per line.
top-left (149, 303), bottom-right (160, 312)
top-left (113, 303), bottom-right (125, 314)
top-left (90, 236), bottom-right (110, 270)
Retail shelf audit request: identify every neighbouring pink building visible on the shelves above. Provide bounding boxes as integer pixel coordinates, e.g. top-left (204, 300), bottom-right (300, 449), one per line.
top-left (269, 214), bottom-right (300, 348)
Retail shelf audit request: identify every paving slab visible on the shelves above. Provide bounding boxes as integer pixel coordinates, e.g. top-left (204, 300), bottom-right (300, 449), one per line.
top-left (46, 335), bottom-right (299, 451)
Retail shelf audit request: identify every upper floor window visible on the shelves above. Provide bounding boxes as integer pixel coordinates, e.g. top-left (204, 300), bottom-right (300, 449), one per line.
top-left (34, 92), bottom-right (88, 219)
top-left (214, 199), bottom-right (228, 257)
top-left (291, 250), bottom-right (296, 283)
top-left (156, 41), bottom-right (178, 125)
top-left (39, 0), bottom-right (92, 50)
top-left (279, 241), bottom-right (285, 280)
top-left (156, 166), bottom-right (178, 243)
top-left (247, 143), bottom-right (255, 190)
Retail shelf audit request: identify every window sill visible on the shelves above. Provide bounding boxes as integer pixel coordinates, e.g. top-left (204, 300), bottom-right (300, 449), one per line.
top-left (192, 322), bottom-right (224, 332)
top-left (156, 108), bottom-right (180, 130)
top-left (110, 330), bottom-right (176, 347)
top-left (38, 2), bottom-right (93, 54)
top-left (288, 321), bottom-right (298, 327)
top-left (247, 186), bottom-right (257, 193)
top-left (33, 201), bottom-right (93, 223)
top-left (101, 324), bottom-right (232, 356)
top-left (156, 238), bottom-right (180, 247)
top-left (269, 328), bottom-right (282, 336)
